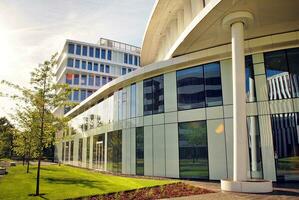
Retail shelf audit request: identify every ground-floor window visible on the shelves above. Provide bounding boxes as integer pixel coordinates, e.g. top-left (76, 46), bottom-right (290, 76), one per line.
top-left (78, 138), bottom-right (83, 165)
top-left (70, 141), bottom-right (74, 161)
top-left (178, 121), bottom-right (209, 179)
top-left (93, 134), bottom-right (105, 170)
top-left (107, 130), bottom-right (122, 173)
top-left (136, 127), bottom-right (144, 176)
top-left (65, 142), bottom-right (69, 161)
top-left (86, 137), bottom-right (90, 166)
top-left (62, 142), bottom-right (65, 162)
top-left (247, 116), bottom-right (263, 179)
top-left (271, 112), bottom-right (299, 182)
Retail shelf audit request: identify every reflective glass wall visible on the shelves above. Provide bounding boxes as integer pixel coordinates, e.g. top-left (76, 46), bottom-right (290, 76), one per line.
top-left (136, 127), bottom-right (144, 176)
top-left (107, 130), bottom-right (122, 173)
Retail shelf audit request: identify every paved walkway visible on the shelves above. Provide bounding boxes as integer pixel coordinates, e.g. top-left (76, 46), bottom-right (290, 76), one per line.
top-left (165, 180), bottom-right (299, 200)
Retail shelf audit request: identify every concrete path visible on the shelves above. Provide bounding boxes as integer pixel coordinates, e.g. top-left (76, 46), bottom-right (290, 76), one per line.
top-left (163, 180), bottom-right (299, 200)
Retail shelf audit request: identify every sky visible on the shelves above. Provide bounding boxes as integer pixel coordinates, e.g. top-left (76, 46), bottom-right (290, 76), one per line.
top-left (0, 0), bottom-right (155, 118)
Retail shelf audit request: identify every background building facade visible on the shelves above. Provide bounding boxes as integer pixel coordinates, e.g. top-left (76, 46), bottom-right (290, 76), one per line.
top-left (56, 0), bottom-right (299, 183)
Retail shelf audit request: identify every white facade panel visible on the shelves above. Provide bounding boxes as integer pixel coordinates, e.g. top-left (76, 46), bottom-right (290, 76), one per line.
top-left (165, 123), bottom-right (179, 178)
top-left (144, 126), bottom-right (153, 176)
top-left (153, 125), bottom-right (166, 177)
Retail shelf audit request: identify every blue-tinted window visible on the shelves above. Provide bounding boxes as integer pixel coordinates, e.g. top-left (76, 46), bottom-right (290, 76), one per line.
top-left (82, 46), bottom-right (87, 56)
top-left (107, 50), bottom-right (112, 60)
top-left (136, 127), bottom-right (144, 176)
top-left (128, 68), bottom-right (132, 73)
top-left (204, 62), bottom-right (222, 107)
top-left (245, 55), bottom-right (256, 102)
top-left (73, 90), bottom-right (79, 101)
top-left (80, 90), bottom-right (86, 101)
top-left (101, 49), bottom-right (106, 59)
top-left (179, 121), bottom-right (208, 179)
top-left (100, 64), bottom-right (104, 72)
top-left (67, 58), bottom-right (74, 67)
top-left (76, 44), bottom-right (81, 55)
top-left (88, 75), bottom-right (94, 86)
top-left (129, 54), bottom-right (133, 64)
top-left (102, 77), bottom-right (107, 85)
top-left (66, 73), bottom-right (72, 84)
top-left (122, 68), bottom-right (126, 75)
top-left (81, 75), bottom-right (87, 85)
top-left (138, 57), bottom-right (140, 66)
top-left (95, 76), bottom-right (101, 86)
top-left (73, 74), bottom-right (79, 85)
top-left (134, 56), bottom-right (138, 66)
top-left (89, 47), bottom-right (94, 57)
top-left (287, 48), bottom-right (299, 98)
top-left (82, 61), bottom-right (86, 70)
top-left (105, 65), bottom-right (110, 73)
top-left (94, 63), bottom-right (98, 72)
top-left (88, 62), bottom-right (92, 71)
top-left (68, 43), bottom-right (75, 54)
top-left (108, 77), bottom-right (113, 82)
top-left (177, 66), bottom-right (205, 110)
top-left (107, 130), bottom-right (122, 173)
top-left (143, 79), bottom-right (153, 115)
top-left (95, 48), bottom-right (100, 58)
top-left (75, 59), bottom-right (80, 68)
top-left (124, 53), bottom-right (128, 64)
top-left (87, 90), bottom-right (92, 97)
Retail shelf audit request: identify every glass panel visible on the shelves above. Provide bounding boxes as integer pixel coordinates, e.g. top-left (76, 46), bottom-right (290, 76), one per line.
top-left (271, 113), bottom-right (299, 182)
top-left (93, 134), bottom-right (105, 170)
top-left (73, 74), bottom-right (79, 85)
top-left (78, 138), bottom-right (83, 165)
top-left (105, 65), bottom-right (110, 73)
top-left (67, 58), bottom-right (73, 67)
top-left (68, 43), bottom-right (74, 54)
top-left (95, 76), bottom-right (101, 86)
top-left (143, 78), bottom-right (153, 115)
top-left (88, 75), bottom-right (94, 86)
top-left (86, 137), bottom-right (90, 167)
top-left (204, 62), bottom-right (222, 107)
top-left (89, 47), bottom-right (94, 57)
top-left (65, 141), bottom-right (69, 161)
top-left (136, 127), bottom-right (144, 176)
top-left (76, 44), bottom-right (81, 55)
top-left (81, 75), bottom-right (87, 85)
top-left (287, 48), bottom-right (299, 98)
top-left (124, 53), bottom-right (128, 64)
top-left (95, 48), bottom-right (100, 58)
top-left (73, 90), bottom-right (79, 101)
top-left (70, 140), bottom-right (74, 161)
top-left (246, 55), bottom-right (256, 102)
top-left (129, 54), bottom-right (133, 64)
top-left (100, 64), bottom-right (104, 72)
top-left (265, 50), bottom-right (291, 100)
top-left (107, 50), bottom-right (112, 60)
top-left (82, 61), bottom-right (86, 70)
top-left (88, 62), bottom-right (92, 71)
top-left (107, 130), bottom-right (122, 173)
top-left (122, 68), bottom-right (126, 75)
top-left (179, 121), bottom-right (208, 179)
top-left (62, 142), bottom-right (65, 161)
top-left (101, 49), bottom-right (106, 59)
top-left (247, 116), bottom-right (263, 179)
top-left (80, 90), bottom-right (86, 101)
top-left (66, 73), bottom-right (72, 84)
top-left (153, 75), bottom-right (164, 114)
top-left (102, 77), bottom-right (107, 85)
top-left (75, 59), bottom-right (80, 68)
top-left (82, 46), bottom-right (87, 56)
top-left (177, 66), bottom-right (205, 110)
top-left (94, 63), bottom-right (98, 72)
top-left (130, 84), bottom-right (136, 118)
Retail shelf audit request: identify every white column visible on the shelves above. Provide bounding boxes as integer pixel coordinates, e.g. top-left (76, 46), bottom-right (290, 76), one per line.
top-left (231, 21), bottom-right (247, 181)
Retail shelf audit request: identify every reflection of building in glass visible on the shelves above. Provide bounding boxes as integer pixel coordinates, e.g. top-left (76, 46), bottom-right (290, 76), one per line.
top-left (56, 0), bottom-right (299, 184)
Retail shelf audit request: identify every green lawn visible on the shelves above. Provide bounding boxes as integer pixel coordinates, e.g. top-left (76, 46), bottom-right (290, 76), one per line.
top-left (0, 164), bottom-right (175, 200)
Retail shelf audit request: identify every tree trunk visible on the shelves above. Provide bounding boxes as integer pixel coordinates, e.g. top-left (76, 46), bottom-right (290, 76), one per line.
top-left (35, 156), bottom-right (41, 195)
top-left (22, 155), bottom-right (25, 166)
top-left (26, 153), bottom-right (30, 173)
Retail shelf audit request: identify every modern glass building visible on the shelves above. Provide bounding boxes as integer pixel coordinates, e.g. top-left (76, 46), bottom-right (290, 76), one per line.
top-left (54, 38), bottom-right (141, 114)
top-left (56, 0), bottom-right (299, 188)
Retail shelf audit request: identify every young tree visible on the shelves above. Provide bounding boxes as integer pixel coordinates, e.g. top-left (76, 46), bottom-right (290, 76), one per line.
top-left (0, 117), bottom-right (14, 158)
top-left (1, 53), bottom-right (71, 196)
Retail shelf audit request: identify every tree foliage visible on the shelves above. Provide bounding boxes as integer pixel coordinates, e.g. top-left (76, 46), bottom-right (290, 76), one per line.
top-left (0, 117), bottom-right (14, 158)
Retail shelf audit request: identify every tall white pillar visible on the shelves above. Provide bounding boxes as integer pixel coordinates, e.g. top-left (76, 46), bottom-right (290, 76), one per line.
top-left (231, 21), bottom-right (247, 181)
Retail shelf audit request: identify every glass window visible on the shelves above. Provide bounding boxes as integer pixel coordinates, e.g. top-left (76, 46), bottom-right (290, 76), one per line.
top-left (271, 112), bottom-right (299, 182)
top-left (62, 142), bottom-right (65, 161)
top-left (80, 90), bottom-right (86, 101)
top-left (92, 134), bottom-right (105, 170)
top-left (100, 64), bottom-right (104, 72)
top-left (102, 77), bottom-right (107, 85)
top-left (65, 142), bottom-right (69, 161)
top-left (129, 54), bottom-right (133, 65)
top-left (81, 74), bottom-right (87, 85)
top-left (265, 50), bottom-right (291, 100)
top-left (82, 60), bottom-right (86, 70)
top-left (82, 46), bottom-right (87, 56)
top-left (177, 66), bottom-right (205, 110)
top-left (66, 73), bottom-right (72, 84)
top-left (108, 77), bottom-right (113, 82)
top-left (130, 83), bottom-right (136, 118)
top-left (73, 74), bottom-right (79, 85)
top-left (136, 127), bottom-right (144, 176)
top-left (107, 50), bottom-right (112, 60)
top-left (152, 75), bottom-right (164, 114)
top-left (86, 137), bottom-right (90, 166)
top-left (246, 56), bottom-right (256, 102)
top-left (107, 130), bottom-right (122, 173)
top-left (88, 62), bottom-right (92, 71)
top-left (76, 44), bottom-right (81, 55)
top-left (105, 65), bottom-right (110, 73)
top-left (101, 49), bottom-right (106, 59)
top-left (75, 59), bottom-right (80, 68)
top-left (68, 43), bottom-right (74, 54)
top-left (204, 62), bottom-right (222, 107)
top-left (95, 48), bottom-right (100, 58)
top-left (122, 68), bottom-right (126, 75)
top-left (95, 76), bottom-right (101, 86)
top-left (88, 75), bottom-right (94, 86)
top-left (94, 63), bottom-right (98, 72)
top-left (247, 116), bottom-right (263, 179)
top-left (73, 90), bottom-right (79, 101)
top-left (128, 68), bottom-right (132, 73)
top-left (87, 90), bottom-right (93, 97)
top-left (134, 56), bottom-right (138, 66)
top-left (67, 58), bottom-right (73, 67)
top-left (124, 53), bottom-right (128, 64)
top-left (78, 138), bottom-right (83, 163)
top-left (178, 121), bottom-right (208, 179)
top-left (89, 47), bottom-right (94, 57)
top-left (143, 78), bottom-right (153, 115)
top-left (287, 48), bottom-right (299, 98)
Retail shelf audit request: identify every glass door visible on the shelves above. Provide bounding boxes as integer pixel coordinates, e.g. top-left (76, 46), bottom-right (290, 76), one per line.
top-left (96, 141), bottom-right (104, 170)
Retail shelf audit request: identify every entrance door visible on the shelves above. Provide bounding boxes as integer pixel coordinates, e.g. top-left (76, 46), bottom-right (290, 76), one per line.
top-left (96, 141), bottom-right (104, 170)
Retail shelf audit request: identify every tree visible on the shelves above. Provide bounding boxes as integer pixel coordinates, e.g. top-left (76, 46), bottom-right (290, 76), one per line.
top-left (0, 117), bottom-right (14, 158)
top-left (1, 53), bottom-right (71, 196)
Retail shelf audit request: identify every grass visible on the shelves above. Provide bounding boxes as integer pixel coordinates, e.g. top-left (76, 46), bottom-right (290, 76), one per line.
top-left (0, 164), bottom-right (176, 200)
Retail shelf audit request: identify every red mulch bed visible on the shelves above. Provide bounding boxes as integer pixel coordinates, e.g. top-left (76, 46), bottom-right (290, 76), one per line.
top-left (69, 182), bottom-right (214, 200)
